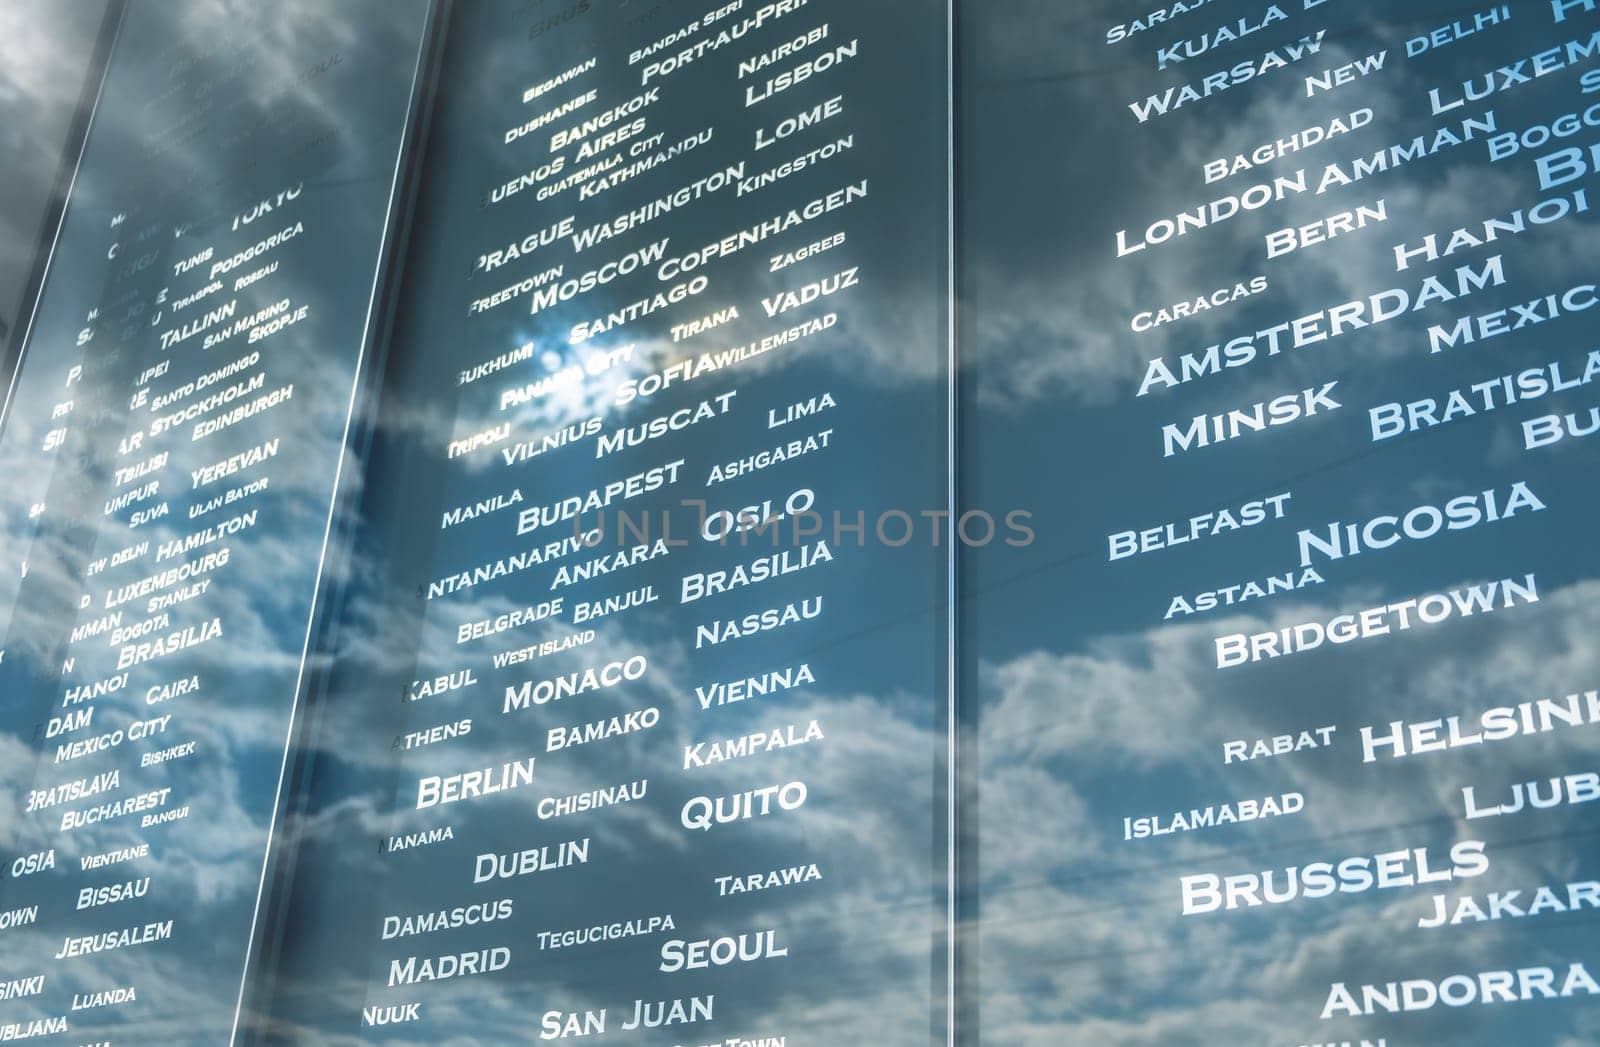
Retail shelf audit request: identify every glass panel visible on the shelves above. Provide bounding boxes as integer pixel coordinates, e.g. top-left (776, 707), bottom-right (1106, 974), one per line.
top-left (958, 1), bottom-right (1600, 1043)
top-left (0, 2), bottom-right (430, 1041)
top-left (247, 1), bottom-right (953, 1042)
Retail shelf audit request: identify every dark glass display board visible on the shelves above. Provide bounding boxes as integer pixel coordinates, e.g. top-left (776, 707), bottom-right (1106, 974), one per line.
top-left (0, 1), bottom-right (430, 1041)
top-left (958, 0), bottom-right (1600, 1043)
top-left (2, 0), bottom-right (1599, 1042)
top-left (243, 1), bottom-right (952, 1042)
